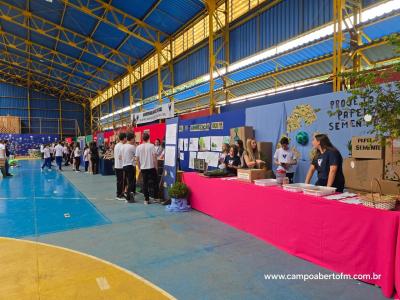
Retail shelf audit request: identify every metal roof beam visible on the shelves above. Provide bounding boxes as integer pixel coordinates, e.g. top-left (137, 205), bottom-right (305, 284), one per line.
top-left (0, 1), bottom-right (135, 70)
top-left (0, 60), bottom-right (93, 99)
top-left (0, 65), bottom-right (86, 103)
top-left (0, 27), bottom-right (117, 83)
top-left (59, 0), bottom-right (168, 47)
top-left (91, 0), bottom-right (163, 88)
top-left (0, 48), bottom-right (102, 92)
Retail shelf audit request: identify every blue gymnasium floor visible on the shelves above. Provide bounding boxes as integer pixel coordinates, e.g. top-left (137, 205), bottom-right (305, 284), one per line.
top-left (0, 160), bottom-right (110, 238)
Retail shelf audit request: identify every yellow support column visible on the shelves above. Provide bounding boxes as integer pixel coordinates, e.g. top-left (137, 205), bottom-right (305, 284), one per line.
top-left (58, 95), bottom-right (63, 139)
top-left (156, 33), bottom-right (163, 105)
top-left (333, 0), bottom-right (344, 91)
top-left (206, 0), bottom-right (216, 114)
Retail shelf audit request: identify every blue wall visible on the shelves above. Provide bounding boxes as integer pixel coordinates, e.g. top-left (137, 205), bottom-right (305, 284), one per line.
top-left (178, 110), bottom-right (246, 171)
top-left (246, 90), bottom-right (370, 183)
top-left (0, 82), bottom-right (84, 136)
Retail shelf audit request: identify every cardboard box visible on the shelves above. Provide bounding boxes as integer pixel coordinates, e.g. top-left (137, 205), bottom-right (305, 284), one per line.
top-left (384, 138), bottom-right (400, 181)
top-left (376, 179), bottom-right (400, 195)
top-left (237, 169), bottom-right (267, 182)
top-left (230, 126), bottom-right (254, 145)
top-left (351, 136), bottom-right (383, 159)
top-left (343, 158), bottom-right (384, 191)
top-left (257, 142), bottom-right (273, 169)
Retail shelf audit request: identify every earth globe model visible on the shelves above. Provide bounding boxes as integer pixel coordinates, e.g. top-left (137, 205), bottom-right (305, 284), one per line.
top-left (295, 131), bottom-right (309, 146)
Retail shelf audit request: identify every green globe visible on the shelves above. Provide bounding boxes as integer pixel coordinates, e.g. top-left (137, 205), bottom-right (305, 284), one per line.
top-left (295, 131), bottom-right (309, 146)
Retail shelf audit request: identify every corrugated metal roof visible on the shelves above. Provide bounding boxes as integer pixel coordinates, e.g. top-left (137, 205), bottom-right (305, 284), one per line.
top-left (0, 0), bottom-right (205, 103)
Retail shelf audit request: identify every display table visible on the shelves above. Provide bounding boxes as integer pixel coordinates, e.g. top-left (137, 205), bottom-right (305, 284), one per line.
top-left (183, 172), bottom-right (400, 298)
top-left (99, 158), bottom-right (115, 176)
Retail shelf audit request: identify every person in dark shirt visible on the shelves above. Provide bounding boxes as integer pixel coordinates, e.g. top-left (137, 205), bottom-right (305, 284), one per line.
top-left (224, 145), bottom-right (241, 175)
top-left (305, 134), bottom-right (345, 192)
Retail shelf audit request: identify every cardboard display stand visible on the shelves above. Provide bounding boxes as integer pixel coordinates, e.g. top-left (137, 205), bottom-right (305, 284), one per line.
top-left (343, 158), bottom-right (384, 191)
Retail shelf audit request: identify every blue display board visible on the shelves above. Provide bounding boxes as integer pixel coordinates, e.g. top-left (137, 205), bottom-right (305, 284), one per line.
top-left (246, 91), bottom-right (370, 183)
top-left (178, 110), bottom-right (246, 171)
top-left (0, 134), bottom-right (60, 155)
top-left (163, 117), bottom-right (179, 199)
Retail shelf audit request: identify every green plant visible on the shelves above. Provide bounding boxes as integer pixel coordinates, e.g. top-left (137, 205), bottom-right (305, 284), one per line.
top-left (347, 140), bottom-right (352, 154)
top-left (168, 182), bottom-right (189, 199)
top-left (329, 34), bottom-right (400, 142)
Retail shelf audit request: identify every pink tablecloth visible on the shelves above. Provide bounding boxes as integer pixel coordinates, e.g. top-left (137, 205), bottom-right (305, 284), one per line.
top-left (183, 173), bottom-right (400, 298)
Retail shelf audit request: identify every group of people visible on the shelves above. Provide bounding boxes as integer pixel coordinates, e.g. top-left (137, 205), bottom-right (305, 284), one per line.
top-left (217, 133), bottom-right (345, 192)
top-left (0, 139), bottom-right (13, 177)
top-left (114, 132), bottom-right (165, 205)
top-left (218, 138), bottom-right (267, 175)
top-left (40, 141), bottom-right (100, 174)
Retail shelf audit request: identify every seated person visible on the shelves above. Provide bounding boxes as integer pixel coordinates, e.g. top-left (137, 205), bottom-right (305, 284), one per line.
top-left (219, 143), bottom-right (230, 165)
top-left (244, 138), bottom-right (265, 169)
top-left (224, 145), bottom-right (241, 175)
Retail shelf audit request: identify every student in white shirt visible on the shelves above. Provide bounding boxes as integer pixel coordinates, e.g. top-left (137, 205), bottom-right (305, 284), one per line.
top-left (83, 145), bottom-right (90, 173)
top-left (114, 133), bottom-right (127, 200)
top-left (63, 144), bottom-right (70, 166)
top-left (136, 133), bottom-right (158, 205)
top-left (122, 132), bottom-right (136, 203)
top-left (74, 144), bottom-right (82, 172)
top-left (154, 139), bottom-right (163, 158)
top-left (41, 144), bottom-right (52, 170)
top-left (40, 144), bottom-right (44, 159)
top-left (54, 142), bottom-right (64, 171)
top-left (274, 137), bottom-right (297, 184)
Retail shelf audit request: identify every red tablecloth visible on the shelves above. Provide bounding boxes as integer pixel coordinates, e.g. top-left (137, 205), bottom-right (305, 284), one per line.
top-left (183, 173), bottom-right (400, 298)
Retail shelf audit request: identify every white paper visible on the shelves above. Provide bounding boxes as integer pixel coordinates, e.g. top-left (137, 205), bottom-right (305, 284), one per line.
top-left (199, 136), bottom-right (211, 151)
top-left (178, 139), bottom-right (184, 151)
top-left (211, 136), bottom-right (223, 152)
top-left (166, 124), bottom-right (177, 145)
top-left (164, 146), bottom-right (176, 167)
top-left (189, 138), bottom-right (199, 151)
top-left (183, 139), bottom-right (189, 151)
top-left (180, 152), bottom-right (184, 161)
top-left (206, 152), bottom-right (220, 167)
top-left (189, 152), bottom-right (197, 169)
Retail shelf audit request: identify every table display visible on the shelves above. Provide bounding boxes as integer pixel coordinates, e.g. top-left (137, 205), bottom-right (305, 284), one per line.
top-left (183, 172), bottom-right (400, 298)
top-left (99, 158), bottom-right (115, 176)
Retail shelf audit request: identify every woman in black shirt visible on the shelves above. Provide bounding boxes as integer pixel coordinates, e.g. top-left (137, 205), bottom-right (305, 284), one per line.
top-left (305, 134), bottom-right (345, 192)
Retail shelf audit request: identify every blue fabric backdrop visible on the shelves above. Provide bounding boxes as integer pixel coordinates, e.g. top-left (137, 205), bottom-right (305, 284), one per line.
top-left (246, 91), bottom-right (370, 183)
top-left (0, 134), bottom-right (60, 155)
top-left (163, 117), bottom-right (179, 199)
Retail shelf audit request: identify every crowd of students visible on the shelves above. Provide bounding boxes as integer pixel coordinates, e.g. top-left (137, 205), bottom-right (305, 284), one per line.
top-left (40, 141), bottom-right (100, 174)
top-left (114, 132), bottom-right (165, 205)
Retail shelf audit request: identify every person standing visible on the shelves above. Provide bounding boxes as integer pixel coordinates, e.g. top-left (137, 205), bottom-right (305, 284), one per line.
top-left (90, 142), bottom-right (99, 175)
top-left (83, 145), bottom-right (90, 173)
top-left (4, 140), bottom-right (12, 176)
top-left (122, 132), bottom-right (137, 203)
top-left (135, 133), bottom-right (159, 205)
top-left (274, 137), bottom-right (297, 184)
top-left (114, 133), bottom-right (127, 201)
top-left (63, 143), bottom-right (70, 166)
top-left (54, 142), bottom-right (64, 171)
top-left (74, 144), bottom-right (81, 172)
top-left (305, 134), bottom-right (345, 192)
top-left (154, 139), bottom-right (163, 158)
top-left (41, 144), bottom-right (52, 171)
top-left (40, 144), bottom-right (44, 160)
top-left (0, 140), bottom-right (7, 177)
